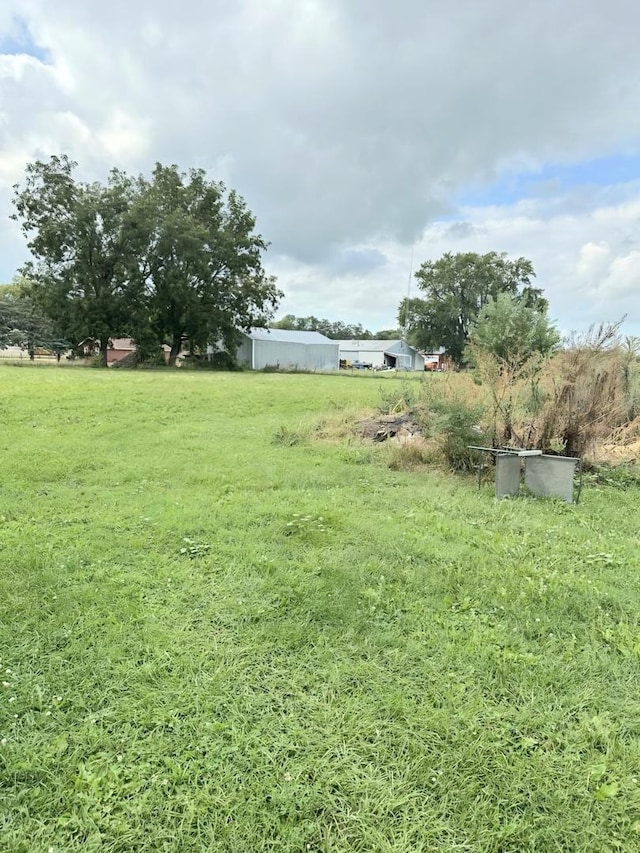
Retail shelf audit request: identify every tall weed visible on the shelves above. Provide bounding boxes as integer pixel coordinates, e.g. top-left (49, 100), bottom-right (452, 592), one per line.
top-left (420, 377), bottom-right (489, 471)
top-left (378, 381), bottom-right (416, 414)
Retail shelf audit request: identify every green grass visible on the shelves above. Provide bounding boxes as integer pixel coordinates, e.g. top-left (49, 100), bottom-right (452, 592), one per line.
top-left (1, 366), bottom-right (639, 852)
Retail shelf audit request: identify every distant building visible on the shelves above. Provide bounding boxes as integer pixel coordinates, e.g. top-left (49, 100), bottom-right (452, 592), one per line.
top-left (77, 338), bottom-right (174, 364)
top-left (336, 339), bottom-right (425, 371)
top-left (105, 338), bottom-right (137, 364)
top-left (236, 328), bottom-right (339, 371)
top-left (422, 347), bottom-right (448, 371)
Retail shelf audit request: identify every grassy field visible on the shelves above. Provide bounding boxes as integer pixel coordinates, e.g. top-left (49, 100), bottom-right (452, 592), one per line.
top-left (1, 366), bottom-right (639, 852)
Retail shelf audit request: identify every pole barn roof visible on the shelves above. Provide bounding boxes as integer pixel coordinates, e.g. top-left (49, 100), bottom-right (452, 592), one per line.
top-left (247, 329), bottom-right (333, 344)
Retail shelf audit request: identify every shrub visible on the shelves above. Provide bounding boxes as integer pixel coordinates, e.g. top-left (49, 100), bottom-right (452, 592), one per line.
top-left (438, 400), bottom-right (489, 472)
top-left (378, 381), bottom-right (416, 415)
top-left (180, 352), bottom-right (243, 370)
top-left (419, 377), bottom-right (489, 471)
top-left (208, 350), bottom-right (241, 370)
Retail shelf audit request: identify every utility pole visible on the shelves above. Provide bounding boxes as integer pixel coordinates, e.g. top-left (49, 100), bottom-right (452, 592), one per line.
top-left (402, 245), bottom-right (415, 339)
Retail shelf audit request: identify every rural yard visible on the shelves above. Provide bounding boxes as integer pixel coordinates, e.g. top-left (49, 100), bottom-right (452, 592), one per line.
top-left (1, 367), bottom-right (640, 851)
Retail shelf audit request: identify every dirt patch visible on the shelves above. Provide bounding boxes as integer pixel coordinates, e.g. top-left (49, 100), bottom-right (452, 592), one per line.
top-left (359, 413), bottom-right (425, 444)
top-left (591, 438), bottom-right (640, 465)
top-left (589, 418), bottom-right (640, 465)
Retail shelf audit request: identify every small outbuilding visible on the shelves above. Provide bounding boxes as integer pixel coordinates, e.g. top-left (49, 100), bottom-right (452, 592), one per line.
top-left (105, 338), bottom-right (137, 364)
top-left (78, 338), bottom-right (176, 364)
top-left (422, 347), bottom-right (449, 371)
top-left (236, 329), bottom-right (339, 371)
top-left (337, 339), bottom-right (425, 371)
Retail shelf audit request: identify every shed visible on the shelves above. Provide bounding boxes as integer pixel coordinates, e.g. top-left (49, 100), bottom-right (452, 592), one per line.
top-left (337, 339), bottom-right (425, 371)
top-left (236, 329), bottom-right (339, 371)
top-left (106, 338), bottom-right (137, 364)
top-left (422, 347), bottom-right (449, 371)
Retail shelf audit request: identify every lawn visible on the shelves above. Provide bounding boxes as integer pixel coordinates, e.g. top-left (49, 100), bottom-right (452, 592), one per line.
top-left (1, 366), bottom-right (639, 852)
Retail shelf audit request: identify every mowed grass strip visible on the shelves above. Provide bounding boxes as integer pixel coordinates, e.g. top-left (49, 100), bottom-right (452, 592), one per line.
top-left (1, 367), bottom-right (639, 852)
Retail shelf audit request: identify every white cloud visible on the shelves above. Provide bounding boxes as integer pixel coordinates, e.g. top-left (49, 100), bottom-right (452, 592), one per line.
top-left (272, 185), bottom-right (640, 334)
top-left (599, 250), bottom-right (640, 304)
top-left (577, 242), bottom-right (611, 284)
top-left (96, 109), bottom-right (151, 163)
top-left (1, 0), bottom-right (640, 333)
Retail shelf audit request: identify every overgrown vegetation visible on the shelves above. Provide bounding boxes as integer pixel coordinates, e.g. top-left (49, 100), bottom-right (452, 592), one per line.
top-left (365, 321), bottom-right (640, 473)
top-left (321, 324), bottom-right (640, 476)
top-left (467, 321), bottom-right (640, 461)
top-left (1, 368), bottom-right (640, 851)
top-left (377, 381), bottom-right (417, 415)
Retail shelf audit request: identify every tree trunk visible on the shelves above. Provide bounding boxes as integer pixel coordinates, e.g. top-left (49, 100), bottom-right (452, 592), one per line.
top-left (100, 340), bottom-right (109, 367)
top-left (168, 336), bottom-right (182, 367)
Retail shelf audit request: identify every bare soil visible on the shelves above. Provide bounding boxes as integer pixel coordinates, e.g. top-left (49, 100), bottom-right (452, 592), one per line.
top-left (359, 413), bottom-right (425, 443)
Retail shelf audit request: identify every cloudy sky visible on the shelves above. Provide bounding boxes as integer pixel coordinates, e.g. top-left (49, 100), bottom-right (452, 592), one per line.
top-left (1, 0), bottom-right (639, 335)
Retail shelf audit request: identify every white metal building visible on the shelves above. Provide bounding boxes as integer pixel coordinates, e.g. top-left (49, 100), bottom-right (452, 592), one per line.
top-left (337, 339), bottom-right (425, 371)
top-left (236, 329), bottom-right (339, 371)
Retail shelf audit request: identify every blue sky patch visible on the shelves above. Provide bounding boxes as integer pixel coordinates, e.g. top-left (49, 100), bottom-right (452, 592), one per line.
top-left (458, 152), bottom-right (640, 208)
top-left (0, 17), bottom-right (48, 62)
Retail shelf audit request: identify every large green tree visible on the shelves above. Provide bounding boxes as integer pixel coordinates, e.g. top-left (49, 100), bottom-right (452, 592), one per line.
top-left (399, 251), bottom-right (543, 363)
top-left (12, 157), bottom-right (280, 367)
top-left (12, 156), bottom-right (145, 366)
top-left (131, 165), bottom-right (281, 366)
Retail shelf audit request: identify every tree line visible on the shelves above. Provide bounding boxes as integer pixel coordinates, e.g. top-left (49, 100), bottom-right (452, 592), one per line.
top-left (270, 315), bottom-right (399, 340)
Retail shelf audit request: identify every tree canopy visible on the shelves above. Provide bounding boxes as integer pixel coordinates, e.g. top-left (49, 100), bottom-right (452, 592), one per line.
top-left (271, 315), bottom-right (373, 339)
top-left (399, 251), bottom-right (545, 363)
top-left (0, 277), bottom-right (63, 354)
top-left (12, 156), bottom-right (281, 365)
top-left (270, 315), bottom-right (402, 340)
top-left (12, 157), bottom-right (142, 365)
top-left (130, 164), bottom-right (281, 364)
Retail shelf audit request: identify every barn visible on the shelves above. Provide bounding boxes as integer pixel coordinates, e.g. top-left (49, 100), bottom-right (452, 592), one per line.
top-left (337, 339), bottom-right (425, 371)
top-left (236, 329), bottom-right (339, 371)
